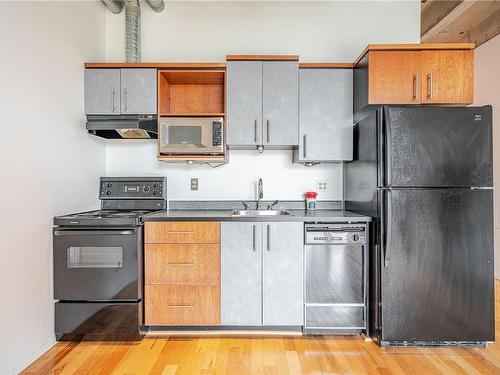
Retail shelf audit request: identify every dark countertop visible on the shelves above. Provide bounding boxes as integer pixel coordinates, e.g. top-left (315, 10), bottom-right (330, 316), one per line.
top-left (142, 209), bottom-right (372, 222)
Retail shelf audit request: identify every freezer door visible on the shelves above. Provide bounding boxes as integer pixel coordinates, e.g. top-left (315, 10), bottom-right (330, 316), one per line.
top-left (382, 106), bottom-right (492, 187)
top-left (380, 188), bottom-right (494, 343)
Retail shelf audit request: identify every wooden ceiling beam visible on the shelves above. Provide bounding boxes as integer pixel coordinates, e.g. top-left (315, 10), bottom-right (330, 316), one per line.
top-left (421, 0), bottom-right (478, 42)
top-left (421, 0), bottom-right (464, 36)
top-left (421, 0), bottom-right (500, 47)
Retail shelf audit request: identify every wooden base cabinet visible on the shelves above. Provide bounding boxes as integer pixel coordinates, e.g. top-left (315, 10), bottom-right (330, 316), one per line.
top-left (145, 285), bottom-right (220, 326)
top-left (221, 222), bottom-right (303, 326)
top-left (144, 222), bottom-right (221, 326)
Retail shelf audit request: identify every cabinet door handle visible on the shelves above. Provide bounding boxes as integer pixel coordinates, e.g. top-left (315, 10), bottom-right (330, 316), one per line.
top-left (123, 88), bottom-right (128, 112)
top-left (266, 119), bottom-right (270, 143)
top-left (412, 74), bottom-right (419, 101)
top-left (252, 224), bottom-right (256, 251)
top-left (111, 89), bottom-right (116, 112)
top-left (168, 304), bottom-right (194, 308)
top-left (426, 73), bottom-right (433, 100)
top-left (303, 134), bottom-right (308, 158)
top-left (267, 224), bottom-right (271, 251)
top-left (254, 119), bottom-right (258, 143)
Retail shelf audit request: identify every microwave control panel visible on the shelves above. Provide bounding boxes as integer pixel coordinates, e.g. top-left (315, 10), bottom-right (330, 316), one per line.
top-left (212, 121), bottom-right (223, 147)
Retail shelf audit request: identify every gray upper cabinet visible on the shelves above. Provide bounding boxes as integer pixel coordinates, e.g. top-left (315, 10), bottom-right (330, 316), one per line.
top-left (262, 62), bottom-right (299, 147)
top-left (84, 69), bottom-right (121, 115)
top-left (294, 68), bottom-right (353, 163)
top-left (120, 69), bottom-right (157, 114)
top-left (221, 222), bottom-right (262, 326)
top-left (227, 61), bottom-right (263, 146)
top-left (84, 68), bottom-right (157, 115)
top-left (227, 60), bottom-right (298, 148)
top-left (262, 222), bottom-right (303, 326)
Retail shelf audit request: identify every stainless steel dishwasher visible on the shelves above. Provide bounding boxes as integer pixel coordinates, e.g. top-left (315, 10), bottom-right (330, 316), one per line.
top-left (304, 223), bottom-right (368, 334)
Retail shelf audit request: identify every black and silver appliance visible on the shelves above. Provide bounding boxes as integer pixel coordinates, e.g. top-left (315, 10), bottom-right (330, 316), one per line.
top-left (86, 114), bottom-right (158, 139)
top-left (304, 224), bottom-right (368, 334)
top-left (53, 177), bottom-right (167, 340)
top-left (345, 106), bottom-right (494, 347)
top-left (159, 117), bottom-right (224, 155)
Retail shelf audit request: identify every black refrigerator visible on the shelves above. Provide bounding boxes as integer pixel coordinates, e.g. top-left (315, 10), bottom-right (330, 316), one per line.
top-left (345, 105), bottom-right (494, 347)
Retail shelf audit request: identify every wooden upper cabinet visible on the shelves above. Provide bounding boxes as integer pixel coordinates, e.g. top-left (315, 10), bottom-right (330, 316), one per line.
top-left (420, 49), bottom-right (474, 104)
top-left (368, 51), bottom-right (422, 105)
top-left (354, 44), bottom-right (474, 113)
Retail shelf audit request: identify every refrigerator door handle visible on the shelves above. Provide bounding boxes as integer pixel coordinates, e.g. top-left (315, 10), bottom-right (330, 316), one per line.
top-left (384, 190), bottom-right (392, 267)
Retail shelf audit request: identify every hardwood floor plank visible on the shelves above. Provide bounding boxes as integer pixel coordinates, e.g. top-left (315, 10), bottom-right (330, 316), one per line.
top-left (20, 281), bottom-right (500, 374)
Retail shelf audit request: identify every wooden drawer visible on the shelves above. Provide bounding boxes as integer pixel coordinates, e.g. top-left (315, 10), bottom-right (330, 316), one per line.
top-left (145, 243), bottom-right (220, 285)
top-left (145, 284), bottom-right (220, 326)
top-left (145, 222), bottom-right (220, 244)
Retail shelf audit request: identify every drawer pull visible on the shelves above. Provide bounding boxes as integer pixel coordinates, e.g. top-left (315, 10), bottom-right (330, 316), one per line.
top-left (167, 231), bottom-right (194, 235)
top-left (167, 262), bottom-right (194, 266)
top-left (168, 304), bottom-right (195, 308)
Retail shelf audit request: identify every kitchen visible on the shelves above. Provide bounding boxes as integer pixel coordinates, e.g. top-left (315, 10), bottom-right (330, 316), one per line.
top-left (1, 1), bottom-right (499, 374)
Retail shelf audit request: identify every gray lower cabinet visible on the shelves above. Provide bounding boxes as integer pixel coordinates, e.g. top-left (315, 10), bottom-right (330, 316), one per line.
top-left (221, 222), bottom-right (262, 325)
top-left (227, 60), bottom-right (298, 149)
top-left (262, 222), bottom-right (303, 326)
top-left (84, 69), bottom-right (121, 115)
top-left (84, 68), bottom-right (157, 115)
top-left (221, 221), bottom-right (304, 327)
top-left (120, 68), bottom-right (157, 114)
top-left (294, 68), bottom-right (353, 163)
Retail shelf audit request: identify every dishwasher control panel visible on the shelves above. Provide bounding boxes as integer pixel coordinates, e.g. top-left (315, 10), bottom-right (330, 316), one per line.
top-left (305, 224), bottom-right (366, 245)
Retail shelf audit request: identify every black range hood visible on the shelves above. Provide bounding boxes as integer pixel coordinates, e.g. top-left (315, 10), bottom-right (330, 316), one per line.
top-left (86, 114), bottom-right (158, 139)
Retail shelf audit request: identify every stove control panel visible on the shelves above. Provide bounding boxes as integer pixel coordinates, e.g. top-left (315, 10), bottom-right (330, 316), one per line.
top-left (99, 177), bottom-right (167, 200)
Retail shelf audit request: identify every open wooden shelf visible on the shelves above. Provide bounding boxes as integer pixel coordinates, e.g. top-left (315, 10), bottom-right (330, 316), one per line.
top-left (158, 70), bottom-right (225, 116)
top-left (157, 154), bottom-right (227, 163)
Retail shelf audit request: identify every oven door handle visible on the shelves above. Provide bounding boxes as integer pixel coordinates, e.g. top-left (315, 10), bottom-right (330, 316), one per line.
top-left (54, 230), bottom-right (135, 236)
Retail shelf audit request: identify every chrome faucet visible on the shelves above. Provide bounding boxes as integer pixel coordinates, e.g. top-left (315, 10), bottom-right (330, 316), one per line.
top-left (256, 178), bottom-right (264, 210)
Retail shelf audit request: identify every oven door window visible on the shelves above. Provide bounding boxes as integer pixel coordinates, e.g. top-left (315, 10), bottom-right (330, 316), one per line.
top-left (165, 126), bottom-right (204, 148)
top-left (67, 246), bottom-right (123, 269)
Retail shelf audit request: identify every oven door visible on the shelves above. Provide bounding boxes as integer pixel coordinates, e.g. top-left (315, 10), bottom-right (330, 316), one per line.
top-left (53, 227), bottom-right (142, 301)
top-left (159, 117), bottom-right (223, 154)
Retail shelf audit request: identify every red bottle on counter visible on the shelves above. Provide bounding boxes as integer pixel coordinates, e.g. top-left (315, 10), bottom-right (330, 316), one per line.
top-left (305, 192), bottom-right (318, 210)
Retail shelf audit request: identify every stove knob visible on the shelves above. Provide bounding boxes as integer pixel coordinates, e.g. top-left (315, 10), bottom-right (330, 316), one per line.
top-left (107, 182), bottom-right (112, 188)
top-left (153, 190), bottom-right (159, 196)
top-left (351, 234), bottom-right (360, 242)
top-left (143, 185), bottom-right (151, 193)
top-left (153, 183), bottom-right (159, 188)
top-left (106, 190), bottom-right (112, 196)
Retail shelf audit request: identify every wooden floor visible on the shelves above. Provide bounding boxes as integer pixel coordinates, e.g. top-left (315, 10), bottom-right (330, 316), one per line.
top-left (23, 281), bottom-right (500, 375)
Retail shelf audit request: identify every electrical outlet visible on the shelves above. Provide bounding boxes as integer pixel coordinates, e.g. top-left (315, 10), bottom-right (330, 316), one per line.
top-left (317, 180), bottom-right (328, 192)
top-left (191, 178), bottom-right (198, 191)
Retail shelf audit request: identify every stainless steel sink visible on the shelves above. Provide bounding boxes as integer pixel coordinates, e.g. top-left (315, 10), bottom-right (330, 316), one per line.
top-left (232, 209), bottom-right (291, 216)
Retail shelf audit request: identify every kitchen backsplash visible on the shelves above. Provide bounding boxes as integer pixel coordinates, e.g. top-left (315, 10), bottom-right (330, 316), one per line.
top-left (106, 141), bottom-right (342, 201)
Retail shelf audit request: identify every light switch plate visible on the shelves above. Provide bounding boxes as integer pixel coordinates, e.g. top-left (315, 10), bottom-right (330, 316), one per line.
top-left (317, 180), bottom-right (328, 192)
top-left (191, 178), bottom-right (198, 191)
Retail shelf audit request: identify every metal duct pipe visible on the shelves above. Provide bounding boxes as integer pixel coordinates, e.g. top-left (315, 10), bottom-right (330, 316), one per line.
top-left (102, 0), bottom-right (123, 14)
top-left (123, 0), bottom-right (141, 62)
top-left (101, 0), bottom-right (165, 62)
top-left (146, 0), bottom-right (165, 13)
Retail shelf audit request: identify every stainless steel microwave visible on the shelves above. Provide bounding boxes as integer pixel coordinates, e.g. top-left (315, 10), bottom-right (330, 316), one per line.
top-left (159, 117), bottom-right (224, 155)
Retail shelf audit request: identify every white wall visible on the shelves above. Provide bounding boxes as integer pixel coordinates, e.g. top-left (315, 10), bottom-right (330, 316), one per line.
top-left (104, 1), bottom-right (420, 200)
top-left (475, 34), bottom-right (500, 279)
top-left (0, 2), bottom-right (106, 374)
